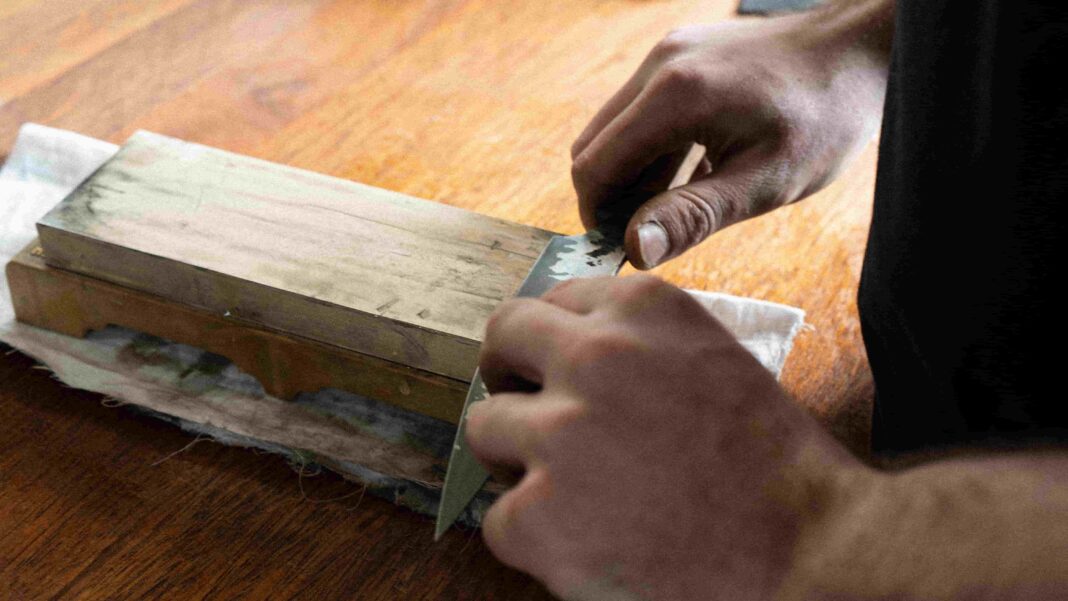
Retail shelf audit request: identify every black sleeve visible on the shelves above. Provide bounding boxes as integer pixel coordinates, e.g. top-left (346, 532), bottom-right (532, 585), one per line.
top-left (859, 0), bottom-right (1068, 456)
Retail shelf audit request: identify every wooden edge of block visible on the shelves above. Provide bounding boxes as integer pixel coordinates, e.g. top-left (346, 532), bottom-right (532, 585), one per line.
top-left (35, 220), bottom-right (484, 383)
top-left (6, 240), bottom-right (468, 424)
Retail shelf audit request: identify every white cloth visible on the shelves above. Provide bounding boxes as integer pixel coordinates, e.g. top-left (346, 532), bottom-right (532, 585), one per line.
top-left (0, 122), bottom-right (807, 473)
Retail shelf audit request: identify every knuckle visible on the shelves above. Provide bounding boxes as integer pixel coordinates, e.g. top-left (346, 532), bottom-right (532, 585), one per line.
top-left (484, 299), bottom-right (517, 335)
top-left (612, 273), bottom-right (669, 305)
top-left (569, 138), bottom-right (583, 160)
top-left (562, 329), bottom-right (643, 371)
top-left (650, 28), bottom-right (693, 58)
top-left (527, 314), bottom-right (558, 341)
top-left (653, 60), bottom-right (705, 95)
top-left (541, 278), bottom-right (578, 304)
top-left (464, 402), bottom-right (491, 439)
top-left (570, 154), bottom-right (598, 198)
top-left (481, 306), bottom-right (522, 367)
top-left (529, 403), bottom-right (585, 443)
top-left (757, 104), bottom-right (795, 150)
top-left (485, 299), bottom-right (538, 337)
top-left (570, 151), bottom-right (592, 181)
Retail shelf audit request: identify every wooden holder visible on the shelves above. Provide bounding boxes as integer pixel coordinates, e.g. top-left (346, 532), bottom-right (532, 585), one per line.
top-left (6, 240), bottom-right (469, 424)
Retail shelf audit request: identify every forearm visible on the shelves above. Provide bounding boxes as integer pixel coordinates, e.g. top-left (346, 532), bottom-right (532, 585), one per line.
top-left (800, 0), bottom-right (895, 68)
top-left (785, 0), bottom-right (895, 120)
top-left (788, 452), bottom-right (1068, 599)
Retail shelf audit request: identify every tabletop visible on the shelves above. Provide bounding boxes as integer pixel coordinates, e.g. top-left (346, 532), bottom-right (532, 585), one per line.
top-left (0, 1), bottom-right (876, 598)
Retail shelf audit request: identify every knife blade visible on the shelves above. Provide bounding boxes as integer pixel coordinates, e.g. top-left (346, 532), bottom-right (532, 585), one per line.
top-left (434, 227), bottom-right (627, 539)
top-left (434, 143), bottom-right (706, 539)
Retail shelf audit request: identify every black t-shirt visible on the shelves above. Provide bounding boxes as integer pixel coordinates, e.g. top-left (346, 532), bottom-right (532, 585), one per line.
top-left (859, 0), bottom-right (1068, 456)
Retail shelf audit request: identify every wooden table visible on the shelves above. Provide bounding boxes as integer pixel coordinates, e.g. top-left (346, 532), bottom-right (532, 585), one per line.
top-left (0, 1), bottom-right (876, 598)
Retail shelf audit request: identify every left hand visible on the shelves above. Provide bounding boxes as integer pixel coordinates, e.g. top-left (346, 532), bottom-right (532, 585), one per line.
top-left (466, 275), bottom-right (865, 600)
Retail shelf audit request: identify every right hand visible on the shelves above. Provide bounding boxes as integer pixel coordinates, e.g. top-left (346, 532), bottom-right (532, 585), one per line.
top-left (467, 275), bottom-right (862, 600)
top-left (571, 13), bottom-right (889, 268)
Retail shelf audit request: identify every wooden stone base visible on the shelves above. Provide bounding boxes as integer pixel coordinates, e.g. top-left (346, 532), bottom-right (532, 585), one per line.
top-left (5, 240), bottom-right (468, 424)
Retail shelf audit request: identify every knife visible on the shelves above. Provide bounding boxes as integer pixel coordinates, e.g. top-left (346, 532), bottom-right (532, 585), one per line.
top-left (433, 144), bottom-right (705, 539)
top-left (433, 225), bottom-right (628, 539)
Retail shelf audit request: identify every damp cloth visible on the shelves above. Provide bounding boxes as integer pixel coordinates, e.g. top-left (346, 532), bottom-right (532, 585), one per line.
top-left (0, 123), bottom-right (807, 522)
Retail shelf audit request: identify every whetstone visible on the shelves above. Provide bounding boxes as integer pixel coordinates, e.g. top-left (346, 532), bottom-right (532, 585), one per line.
top-left (36, 131), bottom-right (555, 382)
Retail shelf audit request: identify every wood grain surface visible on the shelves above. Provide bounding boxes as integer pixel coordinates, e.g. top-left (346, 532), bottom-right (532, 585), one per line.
top-left (0, 1), bottom-right (876, 599)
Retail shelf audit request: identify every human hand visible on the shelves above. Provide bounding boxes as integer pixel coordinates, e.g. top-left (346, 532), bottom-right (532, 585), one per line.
top-left (466, 275), bottom-right (867, 600)
top-left (571, 10), bottom-right (890, 268)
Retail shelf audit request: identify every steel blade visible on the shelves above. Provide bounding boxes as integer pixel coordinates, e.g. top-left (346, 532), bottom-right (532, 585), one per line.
top-left (434, 229), bottom-right (626, 539)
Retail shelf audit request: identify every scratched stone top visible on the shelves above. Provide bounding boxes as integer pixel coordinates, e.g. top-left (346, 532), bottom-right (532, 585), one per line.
top-left (37, 131), bottom-right (555, 380)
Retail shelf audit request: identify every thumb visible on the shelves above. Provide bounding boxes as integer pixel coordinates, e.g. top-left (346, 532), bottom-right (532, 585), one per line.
top-left (623, 158), bottom-right (775, 269)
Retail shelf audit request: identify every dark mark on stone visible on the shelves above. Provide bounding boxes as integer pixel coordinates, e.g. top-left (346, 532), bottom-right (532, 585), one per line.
top-left (88, 183), bottom-right (125, 195)
top-left (107, 168), bottom-right (136, 183)
top-left (376, 298), bottom-right (399, 314)
top-left (72, 184), bottom-right (104, 217)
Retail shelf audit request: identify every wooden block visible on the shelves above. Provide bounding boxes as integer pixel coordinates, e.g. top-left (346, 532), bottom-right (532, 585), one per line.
top-left (6, 240), bottom-right (468, 424)
top-left (36, 131), bottom-right (555, 381)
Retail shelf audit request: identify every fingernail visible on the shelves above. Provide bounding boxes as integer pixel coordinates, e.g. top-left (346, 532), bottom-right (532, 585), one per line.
top-left (637, 222), bottom-right (669, 267)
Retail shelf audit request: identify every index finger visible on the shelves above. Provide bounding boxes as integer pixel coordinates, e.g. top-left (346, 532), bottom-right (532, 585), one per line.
top-left (571, 73), bottom-right (698, 228)
top-left (570, 49), bottom-right (666, 160)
